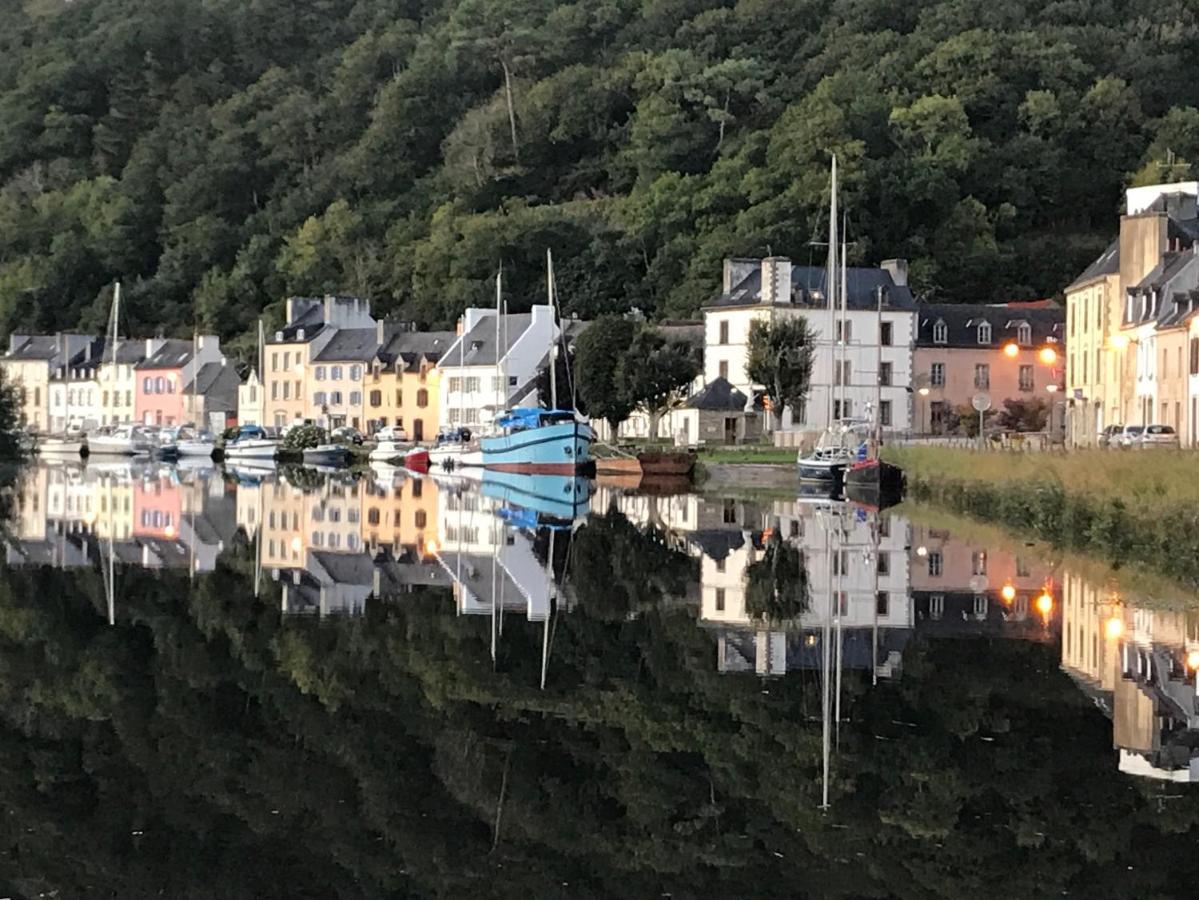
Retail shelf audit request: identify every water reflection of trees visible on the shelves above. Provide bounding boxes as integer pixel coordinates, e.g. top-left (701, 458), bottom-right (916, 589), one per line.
top-left (744, 531), bottom-right (809, 624)
top-left (0, 528), bottom-right (1197, 898)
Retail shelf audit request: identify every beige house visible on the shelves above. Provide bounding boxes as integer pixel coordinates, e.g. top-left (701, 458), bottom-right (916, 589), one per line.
top-left (262, 296), bottom-right (375, 431)
top-left (0, 333), bottom-right (92, 432)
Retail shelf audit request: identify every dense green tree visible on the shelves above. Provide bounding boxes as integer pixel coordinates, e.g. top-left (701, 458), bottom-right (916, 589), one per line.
top-left (572, 314), bottom-right (637, 432)
top-left (746, 316), bottom-right (817, 430)
top-left (0, 0), bottom-right (1197, 348)
top-left (616, 329), bottom-right (700, 438)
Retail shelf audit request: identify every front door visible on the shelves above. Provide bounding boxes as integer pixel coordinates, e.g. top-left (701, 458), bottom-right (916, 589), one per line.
top-left (413, 419), bottom-right (424, 441)
top-left (723, 417), bottom-right (737, 444)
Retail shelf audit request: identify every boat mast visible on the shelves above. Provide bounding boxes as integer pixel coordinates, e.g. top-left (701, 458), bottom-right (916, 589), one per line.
top-left (110, 282), bottom-right (120, 427)
top-left (547, 250), bottom-right (558, 411)
top-left (495, 267), bottom-right (502, 425)
top-left (825, 156), bottom-right (838, 428)
top-left (840, 212), bottom-right (848, 418)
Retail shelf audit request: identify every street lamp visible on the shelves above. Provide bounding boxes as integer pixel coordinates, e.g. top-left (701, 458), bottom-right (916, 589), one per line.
top-left (1003, 342), bottom-right (1020, 359)
top-left (1038, 346), bottom-right (1058, 366)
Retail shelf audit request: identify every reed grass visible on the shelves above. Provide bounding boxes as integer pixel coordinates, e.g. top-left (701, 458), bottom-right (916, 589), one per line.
top-left (886, 446), bottom-right (1198, 506)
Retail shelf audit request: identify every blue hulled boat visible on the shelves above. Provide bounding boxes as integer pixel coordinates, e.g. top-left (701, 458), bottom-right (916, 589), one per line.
top-left (482, 470), bottom-right (591, 523)
top-left (480, 408), bottom-right (594, 474)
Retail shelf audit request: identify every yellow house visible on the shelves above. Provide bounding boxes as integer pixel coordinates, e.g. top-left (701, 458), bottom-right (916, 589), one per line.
top-left (1066, 184), bottom-right (1199, 444)
top-left (98, 339), bottom-right (160, 427)
top-left (369, 328), bottom-right (455, 441)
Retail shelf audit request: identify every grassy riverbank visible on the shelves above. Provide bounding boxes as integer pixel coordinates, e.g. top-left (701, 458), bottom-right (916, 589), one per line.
top-left (886, 446), bottom-right (1199, 586)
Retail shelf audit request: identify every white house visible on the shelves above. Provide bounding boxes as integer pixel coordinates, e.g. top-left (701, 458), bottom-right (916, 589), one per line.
top-left (48, 339), bottom-right (104, 433)
top-left (701, 256), bottom-right (918, 445)
top-left (437, 304), bottom-right (558, 430)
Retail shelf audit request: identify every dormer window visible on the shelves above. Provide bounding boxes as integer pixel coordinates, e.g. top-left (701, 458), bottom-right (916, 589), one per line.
top-left (977, 322), bottom-right (992, 344)
top-left (1016, 322), bottom-right (1031, 346)
top-left (932, 320), bottom-right (948, 344)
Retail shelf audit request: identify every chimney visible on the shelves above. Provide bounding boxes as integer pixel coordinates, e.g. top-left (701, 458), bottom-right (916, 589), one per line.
top-left (377, 320), bottom-right (385, 345)
top-left (881, 259), bottom-right (909, 287)
top-left (761, 257), bottom-right (792, 305)
top-left (145, 338), bottom-right (154, 358)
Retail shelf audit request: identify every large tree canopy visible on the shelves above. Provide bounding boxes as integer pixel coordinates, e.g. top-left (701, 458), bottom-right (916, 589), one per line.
top-left (0, 0), bottom-right (1197, 358)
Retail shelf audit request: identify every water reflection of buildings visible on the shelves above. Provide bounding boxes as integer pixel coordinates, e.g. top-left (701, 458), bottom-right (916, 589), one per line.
top-left (6, 462), bottom-right (235, 574)
top-left (1061, 572), bottom-right (1199, 782)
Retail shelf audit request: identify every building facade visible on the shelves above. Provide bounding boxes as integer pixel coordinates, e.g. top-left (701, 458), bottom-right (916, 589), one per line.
top-left (702, 257), bottom-right (917, 445)
top-left (133, 336), bottom-right (224, 428)
top-left (913, 302), bottom-right (1065, 434)
top-left (437, 305), bottom-right (557, 431)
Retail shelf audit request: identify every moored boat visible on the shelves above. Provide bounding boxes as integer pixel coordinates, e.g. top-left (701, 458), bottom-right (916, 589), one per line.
top-left (480, 409), bottom-right (593, 474)
top-left (302, 443), bottom-right (351, 466)
top-left (39, 435), bottom-right (85, 456)
top-left (403, 448), bottom-right (430, 472)
top-left (843, 458), bottom-right (905, 510)
top-left (85, 424), bottom-right (154, 456)
top-left (797, 418), bottom-right (870, 484)
top-left (223, 425), bottom-right (280, 461)
top-left (369, 439), bottom-right (408, 463)
top-left (594, 450), bottom-right (695, 477)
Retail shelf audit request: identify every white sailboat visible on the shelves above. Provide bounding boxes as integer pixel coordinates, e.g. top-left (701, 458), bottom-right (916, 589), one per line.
top-left (224, 321), bottom-right (279, 461)
top-left (86, 286), bottom-right (153, 456)
top-left (799, 156), bottom-right (865, 484)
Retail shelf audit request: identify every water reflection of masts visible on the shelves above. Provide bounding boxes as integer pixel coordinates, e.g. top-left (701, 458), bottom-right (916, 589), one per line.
top-left (105, 473), bottom-right (115, 626)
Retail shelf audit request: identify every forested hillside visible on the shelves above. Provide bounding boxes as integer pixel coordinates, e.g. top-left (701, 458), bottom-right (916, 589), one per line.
top-left (1, 0), bottom-right (1197, 355)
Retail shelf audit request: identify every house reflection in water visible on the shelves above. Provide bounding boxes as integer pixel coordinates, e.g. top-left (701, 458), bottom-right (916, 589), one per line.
top-left (1062, 572), bottom-right (1199, 782)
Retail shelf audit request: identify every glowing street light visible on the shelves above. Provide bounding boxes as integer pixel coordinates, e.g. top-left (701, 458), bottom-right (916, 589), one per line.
top-left (1188, 649), bottom-right (1199, 671)
top-left (1108, 334), bottom-right (1131, 351)
top-left (1104, 617), bottom-right (1124, 640)
top-left (1003, 342), bottom-right (1020, 359)
top-left (1000, 582), bottom-right (1016, 603)
top-left (1038, 346), bottom-right (1058, 366)
top-left (1035, 590), bottom-right (1054, 617)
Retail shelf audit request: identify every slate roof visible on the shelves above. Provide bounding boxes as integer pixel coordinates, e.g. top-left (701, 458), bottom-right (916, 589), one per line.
top-left (1066, 239), bottom-right (1120, 291)
top-left (915, 303), bottom-right (1064, 349)
top-left (441, 314), bottom-right (533, 368)
top-left (310, 550), bottom-right (376, 586)
top-left (1125, 249), bottom-right (1199, 328)
top-left (5, 334), bottom-right (92, 363)
top-left (314, 328), bottom-right (380, 363)
top-left (191, 362), bottom-right (241, 412)
top-left (377, 329), bottom-right (457, 370)
top-left (276, 298), bottom-right (329, 343)
top-left (706, 264), bottom-right (917, 311)
top-left (685, 377), bottom-right (749, 411)
top-left (135, 339), bottom-right (196, 370)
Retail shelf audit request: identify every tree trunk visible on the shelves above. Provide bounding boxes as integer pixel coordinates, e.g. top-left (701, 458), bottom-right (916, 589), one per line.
top-left (500, 57), bottom-right (520, 164)
top-left (648, 408), bottom-right (662, 440)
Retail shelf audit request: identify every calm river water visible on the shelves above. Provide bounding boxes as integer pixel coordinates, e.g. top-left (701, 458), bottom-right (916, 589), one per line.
top-left (1, 460), bottom-right (1197, 899)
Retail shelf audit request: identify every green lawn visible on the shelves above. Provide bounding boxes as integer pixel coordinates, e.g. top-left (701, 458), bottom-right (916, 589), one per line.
top-left (695, 446), bottom-right (796, 465)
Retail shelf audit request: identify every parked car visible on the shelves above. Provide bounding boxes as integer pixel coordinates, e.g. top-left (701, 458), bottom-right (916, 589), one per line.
top-left (1117, 425), bottom-right (1145, 448)
top-left (1138, 424), bottom-right (1180, 448)
top-left (373, 425), bottom-right (408, 443)
top-left (1098, 424), bottom-right (1123, 448)
top-left (331, 425), bottom-right (365, 445)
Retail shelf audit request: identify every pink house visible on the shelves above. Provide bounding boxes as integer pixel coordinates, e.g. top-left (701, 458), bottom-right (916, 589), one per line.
top-left (913, 303), bottom-right (1065, 433)
top-left (134, 337), bottom-right (222, 427)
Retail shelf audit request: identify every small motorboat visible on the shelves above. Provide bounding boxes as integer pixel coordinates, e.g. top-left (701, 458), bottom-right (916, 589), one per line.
top-left (223, 425), bottom-right (280, 461)
top-left (85, 424), bottom-right (154, 456)
top-left (797, 418), bottom-right (871, 485)
top-left (403, 448), bottom-right (430, 472)
top-left (302, 443), bottom-right (351, 466)
top-left (39, 435), bottom-right (85, 456)
top-left (369, 439), bottom-right (408, 463)
top-left (173, 425), bottom-right (216, 458)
